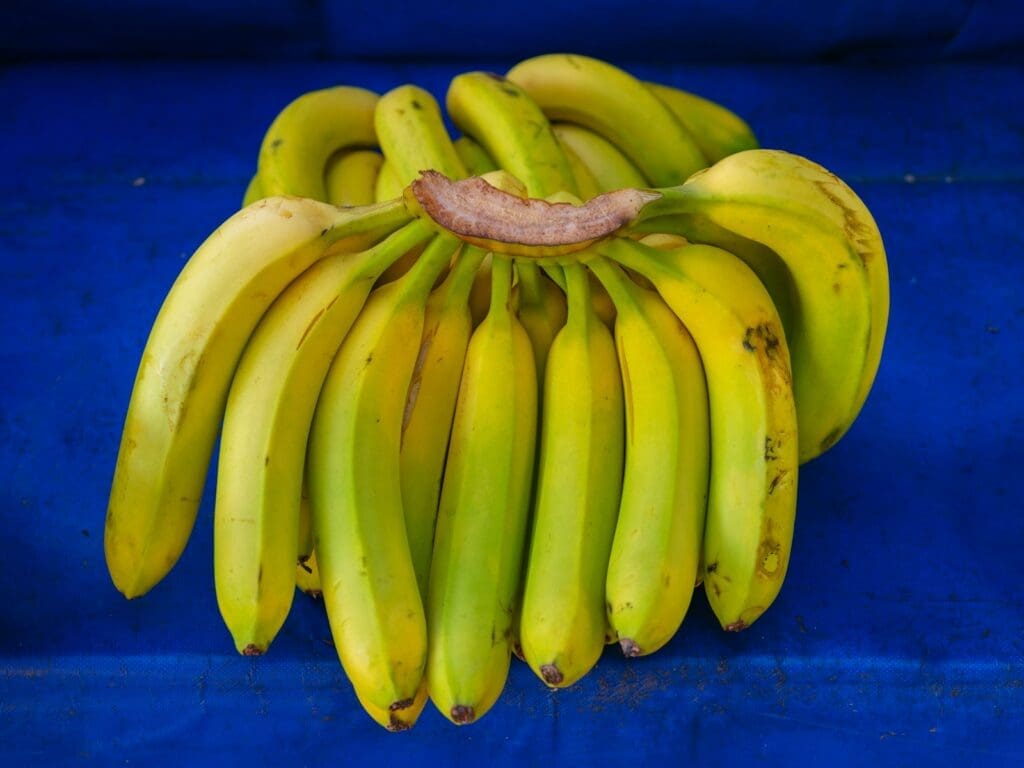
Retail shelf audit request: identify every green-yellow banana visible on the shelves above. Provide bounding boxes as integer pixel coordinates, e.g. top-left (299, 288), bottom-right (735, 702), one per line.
top-left (427, 255), bottom-right (538, 724)
top-left (587, 255), bottom-right (709, 655)
top-left (306, 232), bottom-right (460, 724)
top-left (519, 263), bottom-right (624, 685)
top-left (213, 221), bottom-right (432, 655)
top-left (600, 238), bottom-right (799, 631)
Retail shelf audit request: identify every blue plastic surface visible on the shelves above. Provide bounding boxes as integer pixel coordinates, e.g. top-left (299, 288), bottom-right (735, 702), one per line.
top-left (2, 54), bottom-right (1023, 764)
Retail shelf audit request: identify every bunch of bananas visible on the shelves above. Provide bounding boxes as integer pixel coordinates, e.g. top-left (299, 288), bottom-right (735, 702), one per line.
top-left (105, 53), bottom-right (889, 730)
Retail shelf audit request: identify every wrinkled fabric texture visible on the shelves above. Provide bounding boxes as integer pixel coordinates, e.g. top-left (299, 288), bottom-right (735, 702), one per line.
top-left (1, 0), bottom-right (1023, 61)
top-left (1, 9), bottom-right (1023, 764)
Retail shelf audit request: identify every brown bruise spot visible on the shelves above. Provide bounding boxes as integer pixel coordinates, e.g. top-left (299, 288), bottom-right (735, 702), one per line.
top-left (743, 323), bottom-right (782, 357)
top-left (768, 469), bottom-right (789, 496)
top-left (820, 427), bottom-right (843, 453)
top-left (706, 561), bottom-right (718, 573)
top-left (450, 705), bottom-right (475, 724)
top-left (410, 171), bottom-right (659, 256)
top-left (540, 664), bottom-right (563, 686)
top-left (757, 536), bottom-right (782, 578)
top-left (389, 697), bottom-right (414, 711)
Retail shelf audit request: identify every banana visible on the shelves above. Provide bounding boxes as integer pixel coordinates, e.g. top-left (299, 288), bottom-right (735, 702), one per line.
top-left (105, 195), bottom-right (410, 599)
top-left (324, 148), bottom-right (383, 206)
top-left (399, 244), bottom-right (488, 598)
top-left (638, 148), bottom-right (887, 461)
top-left (519, 263), bottom-right (624, 686)
top-left (551, 123), bottom-right (647, 192)
top-left (374, 160), bottom-right (404, 202)
top-left (646, 81), bottom-right (758, 164)
top-left (454, 136), bottom-right (498, 175)
top-left (427, 255), bottom-right (538, 725)
top-left (506, 53), bottom-right (705, 186)
top-left (375, 84), bottom-right (467, 187)
top-left (296, 549), bottom-right (322, 599)
top-left (599, 237), bottom-right (798, 631)
top-left (446, 71), bottom-right (577, 198)
top-left (307, 231), bottom-right (461, 721)
top-left (257, 86), bottom-right (379, 200)
top-left (213, 220), bottom-right (432, 655)
top-left (586, 256), bottom-right (709, 656)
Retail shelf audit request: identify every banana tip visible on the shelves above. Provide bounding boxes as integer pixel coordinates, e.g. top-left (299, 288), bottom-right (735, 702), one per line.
top-left (619, 638), bottom-right (642, 658)
top-left (724, 620), bottom-right (748, 632)
top-left (540, 664), bottom-right (563, 686)
top-left (241, 643), bottom-right (265, 656)
top-left (450, 705), bottom-right (476, 725)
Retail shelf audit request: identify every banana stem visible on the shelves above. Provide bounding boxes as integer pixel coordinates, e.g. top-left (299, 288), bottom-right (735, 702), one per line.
top-left (563, 263), bottom-right (591, 327)
top-left (488, 256), bottom-right (514, 323)
top-left (585, 253), bottom-right (642, 314)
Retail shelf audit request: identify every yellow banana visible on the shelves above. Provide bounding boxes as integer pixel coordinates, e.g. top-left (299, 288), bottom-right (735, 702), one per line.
top-left (646, 81), bottom-right (758, 164)
top-left (639, 148), bottom-right (887, 461)
top-left (551, 123), bottom-right (647, 192)
top-left (324, 148), bottom-right (383, 206)
top-left (105, 196), bottom-right (410, 599)
top-left (586, 255), bottom-right (708, 656)
top-left (427, 255), bottom-right (538, 725)
top-left (257, 86), bottom-right (379, 200)
top-left (519, 263), bottom-right (624, 685)
top-left (600, 237), bottom-right (798, 631)
top-left (506, 53), bottom-right (705, 186)
top-left (446, 71), bottom-right (577, 198)
top-left (307, 231), bottom-right (460, 723)
top-left (213, 220), bottom-right (432, 655)
top-left (375, 84), bottom-right (467, 186)
top-left (399, 244), bottom-right (488, 597)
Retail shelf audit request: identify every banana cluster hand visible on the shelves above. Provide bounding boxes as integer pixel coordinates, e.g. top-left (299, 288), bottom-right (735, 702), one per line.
top-left (106, 53), bottom-right (888, 731)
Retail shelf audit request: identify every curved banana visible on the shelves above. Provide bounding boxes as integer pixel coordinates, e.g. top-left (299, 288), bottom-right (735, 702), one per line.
top-left (105, 196), bottom-right (410, 599)
top-left (399, 244), bottom-right (488, 597)
top-left (551, 123), bottom-right (647, 192)
top-left (639, 148), bottom-right (887, 461)
top-left (586, 256), bottom-right (709, 656)
top-left (427, 255), bottom-right (538, 725)
top-left (324, 148), bottom-right (383, 206)
top-left (506, 53), bottom-right (705, 186)
top-left (375, 84), bottom-right (467, 187)
top-left (446, 71), bottom-right (577, 198)
top-left (214, 220), bottom-right (432, 655)
top-left (519, 263), bottom-right (624, 686)
top-left (599, 237), bottom-right (798, 631)
top-left (257, 86), bottom-right (379, 200)
top-left (646, 81), bottom-right (758, 164)
top-left (307, 231), bottom-right (461, 722)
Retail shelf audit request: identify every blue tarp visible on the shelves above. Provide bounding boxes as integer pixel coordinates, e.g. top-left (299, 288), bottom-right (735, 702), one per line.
top-left (1, 4), bottom-right (1023, 764)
